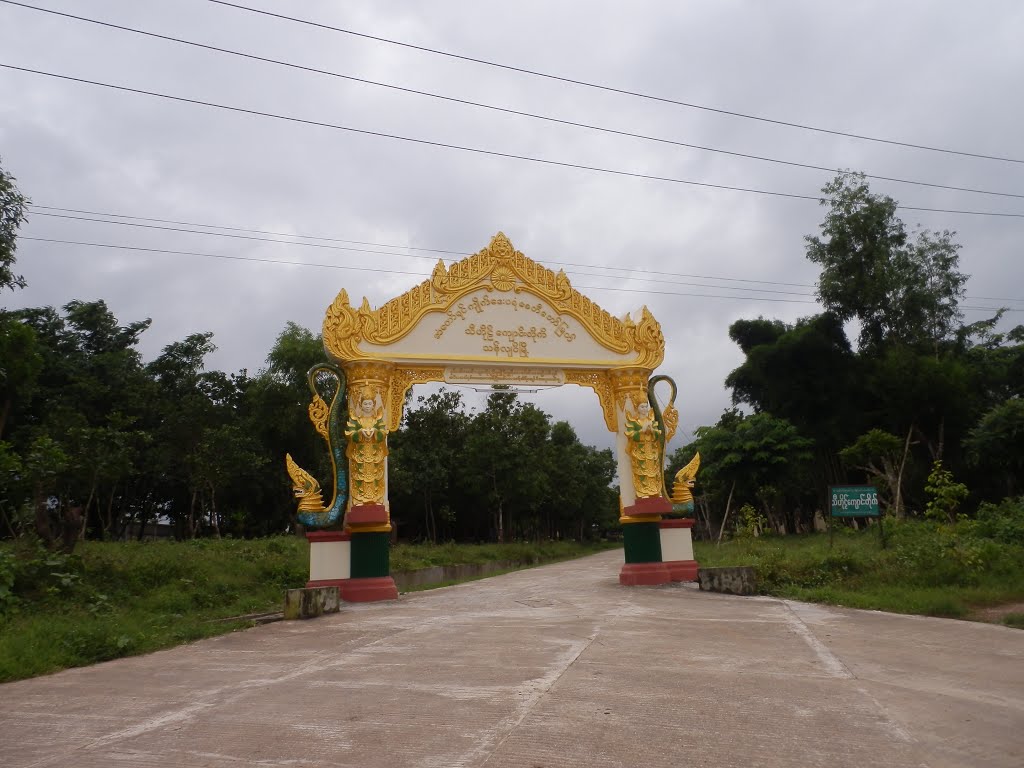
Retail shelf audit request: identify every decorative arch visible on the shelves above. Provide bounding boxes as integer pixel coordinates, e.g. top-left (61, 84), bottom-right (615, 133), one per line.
top-left (289, 232), bottom-right (694, 599)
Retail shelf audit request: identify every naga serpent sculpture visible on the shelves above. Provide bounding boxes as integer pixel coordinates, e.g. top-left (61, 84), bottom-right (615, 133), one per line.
top-left (285, 363), bottom-right (349, 528)
top-left (647, 374), bottom-right (700, 516)
top-left (646, 374), bottom-right (677, 500)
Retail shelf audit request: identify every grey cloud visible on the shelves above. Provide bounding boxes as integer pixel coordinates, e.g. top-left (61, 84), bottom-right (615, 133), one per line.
top-left (1, 0), bottom-right (1021, 448)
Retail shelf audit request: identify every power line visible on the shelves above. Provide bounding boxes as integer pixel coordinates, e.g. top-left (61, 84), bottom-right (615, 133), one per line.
top-left (26, 205), bottom-right (815, 289)
top-left (27, 205), bottom-right (469, 256)
top-left (25, 205), bottom-right (1024, 304)
top-left (28, 211), bottom-right (447, 261)
top-left (3, 1), bottom-right (1020, 200)
top-left (5, 64), bottom-right (1024, 221)
top-left (21, 220), bottom-right (815, 296)
top-left (19, 236), bottom-right (820, 304)
top-left (205, 0), bottom-right (1024, 165)
top-left (20, 236), bottom-right (434, 278)
top-left (21, 237), bottom-right (1022, 312)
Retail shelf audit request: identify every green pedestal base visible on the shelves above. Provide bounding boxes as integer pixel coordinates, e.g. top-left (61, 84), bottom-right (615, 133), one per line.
top-left (344, 530), bottom-right (397, 602)
top-left (623, 522), bottom-right (663, 563)
top-left (350, 531), bottom-right (390, 578)
top-left (620, 522), bottom-right (671, 586)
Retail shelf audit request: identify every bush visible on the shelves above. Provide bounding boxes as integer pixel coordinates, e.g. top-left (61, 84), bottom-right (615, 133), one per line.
top-left (974, 497), bottom-right (1024, 545)
top-left (696, 511), bottom-right (1024, 616)
top-left (0, 536), bottom-right (609, 682)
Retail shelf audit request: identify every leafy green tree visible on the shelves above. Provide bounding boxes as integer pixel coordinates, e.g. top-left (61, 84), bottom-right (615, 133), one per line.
top-left (190, 423), bottom-right (268, 537)
top-left (461, 390), bottom-right (551, 542)
top-left (388, 389), bottom-right (471, 542)
top-left (806, 172), bottom-right (967, 350)
top-left (263, 322), bottom-right (324, 393)
top-left (0, 315), bottom-right (42, 440)
top-left (242, 324), bottom-right (329, 535)
top-left (839, 429), bottom-right (909, 517)
top-left (22, 435), bottom-right (69, 548)
top-left (726, 313), bottom-right (859, 448)
top-left (679, 410), bottom-right (814, 537)
top-left (924, 460), bottom-right (969, 523)
top-left (0, 441), bottom-right (24, 537)
top-left (964, 398), bottom-right (1024, 497)
top-left (543, 420), bottom-right (617, 539)
top-left (0, 158), bottom-right (29, 294)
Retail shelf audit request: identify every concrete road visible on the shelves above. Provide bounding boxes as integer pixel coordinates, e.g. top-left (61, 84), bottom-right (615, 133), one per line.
top-left (2, 550), bottom-right (1022, 767)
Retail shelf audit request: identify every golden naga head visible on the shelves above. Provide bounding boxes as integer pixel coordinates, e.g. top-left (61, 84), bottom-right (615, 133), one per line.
top-left (285, 453), bottom-right (325, 513)
top-left (670, 452), bottom-right (701, 503)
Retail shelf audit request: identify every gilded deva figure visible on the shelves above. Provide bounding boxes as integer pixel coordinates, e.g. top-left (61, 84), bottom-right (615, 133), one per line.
top-left (624, 395), bottom-right (664, 498)
top-left (345, 386), bottom-right (388, 505)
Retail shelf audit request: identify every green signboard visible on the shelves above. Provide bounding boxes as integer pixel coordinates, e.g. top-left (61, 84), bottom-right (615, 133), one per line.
top-left (830, 486), bottom-right (880, 517)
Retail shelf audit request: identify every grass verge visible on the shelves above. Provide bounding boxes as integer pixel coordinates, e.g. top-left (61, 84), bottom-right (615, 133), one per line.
top-left (0, 537), bottom-right (614, 682)
top-left (694, 518), bottom-right (1024, 621)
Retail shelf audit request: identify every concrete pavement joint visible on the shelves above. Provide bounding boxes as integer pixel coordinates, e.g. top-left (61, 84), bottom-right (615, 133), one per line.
top-left (462, 601), bottom-right (638, 767)
top-left (780, 599), bottom-right (856, 679)
top-left (472, 626), bottom-right (602, 768)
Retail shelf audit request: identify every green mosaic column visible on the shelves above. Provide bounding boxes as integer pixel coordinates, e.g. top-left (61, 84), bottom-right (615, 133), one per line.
top-left (350, 531), bottom-right (391, 579)
top-left (623, 522), bottom-right (663, 564)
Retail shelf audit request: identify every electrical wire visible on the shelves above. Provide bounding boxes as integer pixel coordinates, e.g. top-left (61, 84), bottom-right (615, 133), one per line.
top-left (20, 236), bottom-right (1021, 312)
top-left (2, 1), bottom-right (1020, 199)
top-left (19, 236), bottom-right (816, 303)
top-left (25, 207), bottom-right (1024, 304)
top-left (4, 63), bottom-right (1024, 221)
top-left (205, 0), bottom-right (1024, 165)
top-left (26, 207), bottom-right (816, 289)
top-left (20, 228), bottom-right (817, 296)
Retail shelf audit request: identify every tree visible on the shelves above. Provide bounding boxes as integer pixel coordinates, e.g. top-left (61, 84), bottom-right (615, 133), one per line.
top-left (924, 460), bottom-right (968, 523)
top-left (726, 313), bottom-right (859, 449)
top-left (839, 429), bottom-right (910, 517)
top-left (461, 390), bottom-right (551, 542)
top-left (964, 398), bottom-right (1024, 497)
top-left (679, 410), bottom-right (814, 537)
top-left (388, 389), bottom-right (471, 542)
top-left (0, 315), bottom-right (42, 440)
top-left (806, 172), bottom-right (967, 350)
top-left (0, 158), bottom-right (29, 294)
top-left (263, 322), bottom-right (324, 393)
top-left (543, 421), bottom-right (617, 540)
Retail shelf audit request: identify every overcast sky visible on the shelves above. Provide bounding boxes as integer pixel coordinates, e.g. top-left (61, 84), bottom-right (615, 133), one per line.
top-left (1, 0), bottom-right (1022, 451)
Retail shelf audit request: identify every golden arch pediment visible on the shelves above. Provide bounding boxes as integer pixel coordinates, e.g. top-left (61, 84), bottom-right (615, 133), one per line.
top-left (322, 232), bottom-right (665, 370)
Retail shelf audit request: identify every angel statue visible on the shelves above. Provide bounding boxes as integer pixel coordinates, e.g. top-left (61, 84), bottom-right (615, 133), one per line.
top-left (624, 395), bottom-right (665, 498)
top-left (344, 386), bottom-right (389, 506)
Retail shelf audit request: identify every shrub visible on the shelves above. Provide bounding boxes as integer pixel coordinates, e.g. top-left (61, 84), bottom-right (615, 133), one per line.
top-left (974, 497), bottom-right (1024, 545)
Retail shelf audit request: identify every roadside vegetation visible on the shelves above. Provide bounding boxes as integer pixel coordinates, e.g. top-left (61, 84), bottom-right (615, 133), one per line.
top-left (0, 538), bottom-right (612, 682)
top-left (696, 496), bottom-right (1024, 623)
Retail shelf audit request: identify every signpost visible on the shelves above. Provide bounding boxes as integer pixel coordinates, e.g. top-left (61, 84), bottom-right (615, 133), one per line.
top-left (828, 485), bottom-right (884, 548)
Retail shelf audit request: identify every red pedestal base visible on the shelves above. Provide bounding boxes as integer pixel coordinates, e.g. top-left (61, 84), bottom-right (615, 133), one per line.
top-left (339, 576), bottom-right (399, 602)
top-left (619, 561), bottom-right (672, 586)
top-left (666, 560), bottom-right (699, 582)
top-left (623, 496), bottom-right (672, 517)
top-left (346, 503), bottom-right (389, 527)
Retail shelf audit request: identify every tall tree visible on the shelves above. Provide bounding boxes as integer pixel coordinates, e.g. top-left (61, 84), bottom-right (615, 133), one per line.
top-left (674, 410), bottom-right (814, 536)
top-left (461, 390), bottom-right (551, 542)
top-left (0, 157), bottom-right (29, 294)
top-left (388, 389), bottom-right (471, 542)
top-left (964, 398), bottom-right (1024, 498)
top-left (806, 172), bottom-right (967, 350)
